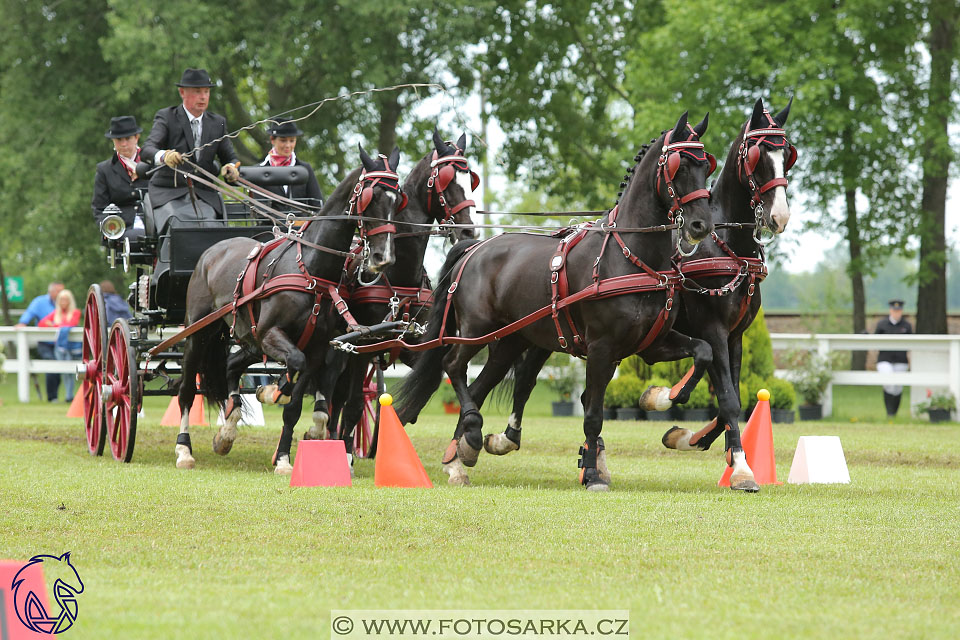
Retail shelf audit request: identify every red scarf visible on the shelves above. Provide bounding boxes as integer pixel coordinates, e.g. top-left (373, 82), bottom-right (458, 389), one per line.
top-left (118, 147), bottom-right (141, 181)
top-left (268, 148), bottom-right (293, 167)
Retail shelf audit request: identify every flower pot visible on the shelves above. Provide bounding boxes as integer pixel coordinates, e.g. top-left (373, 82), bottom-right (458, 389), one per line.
top-left (616, 407), bottom-right (643, 421)
top-left (552, 401), bottom-right (575, 417)
top-left (798, 404), bottom-right (822, 421)
top-left (645, 409), bottom-right (672, 421)
top-left (771, 408), bottom-right (795, 423)
top-left (442, 401), bottom-right (460, 414)
top-left (678, 408), bottom-right (712, 423)
top-left (928, 408), bottom-right (952, 423)
top-left (603, 407), bottom-right (618, 420)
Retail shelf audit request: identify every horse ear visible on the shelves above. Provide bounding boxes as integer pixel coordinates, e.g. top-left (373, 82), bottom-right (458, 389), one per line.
top-left (433, 129), bottom-right (446, 153)
top-left (456, 133), bottom-right (467, 152)
top-left (388, 146), bottom-right (401, 171)
top-left (749, 98), bottom-right (766, 131)
top-left (774, 96), bottom-right (793, 127)
top-left (693, 112), bottom-right (709, 138)
top-left (670, 112), bottom-right (689, 143)
top-left (358, 144), bottom-right (376, 171)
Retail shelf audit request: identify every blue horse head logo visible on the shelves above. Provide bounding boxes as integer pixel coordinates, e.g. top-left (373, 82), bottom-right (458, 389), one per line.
top-left (12, 552), bottom-right (84, 634)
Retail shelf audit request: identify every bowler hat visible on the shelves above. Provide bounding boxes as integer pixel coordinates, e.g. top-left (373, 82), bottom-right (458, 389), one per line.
top-left (176, 68), bottom-right (215, 88)
top-left (888, 299), bottom-right (905, 309)
top-left (268, 117), bottom-right (304, 138)
top-left (105, 115), bottom-right (142, 139)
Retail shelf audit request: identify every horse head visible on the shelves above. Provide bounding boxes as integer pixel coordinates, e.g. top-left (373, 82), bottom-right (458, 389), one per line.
top-left (651, 111), bottom-right (716, 252)
top-left (736, 97), bottom-right (796, 239)
top-left (403, 130), bottom-right (478, 242)
top-left (355, 144), bottom-right (405, 273)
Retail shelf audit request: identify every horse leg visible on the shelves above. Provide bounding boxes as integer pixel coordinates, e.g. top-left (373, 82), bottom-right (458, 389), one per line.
top-left (213, 348), bottom-right (259, 455)
top-left (272, 373), bottom-right (309, 475)
top-left (255, 328), bottom-right (305, 406)
top-left (442, 343), bottom-right (485, 471)
top-left (579, 343), bottom-right (618, 491)
top-left (305, 350), bottom-right (345, 440)
top-left (637, 330), bottom-right (713, 411)
top-left (335, 358), bottom-right (369, 475)
top-left (484, 346), bottom-right (551, 456)
top-left (174, 334), bottom-right (204, 470)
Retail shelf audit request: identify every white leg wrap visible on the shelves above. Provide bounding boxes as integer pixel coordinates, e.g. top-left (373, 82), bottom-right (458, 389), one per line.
top-left (442, 458), bottom-right (470, 486)
top-left (274, 454), bottom-right (293, 475)
top-left (175, 444), bottom-right (195, 470)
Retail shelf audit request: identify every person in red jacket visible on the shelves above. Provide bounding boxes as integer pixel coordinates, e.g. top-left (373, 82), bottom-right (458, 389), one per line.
top-left (38, 289), bottom-right (81, 402)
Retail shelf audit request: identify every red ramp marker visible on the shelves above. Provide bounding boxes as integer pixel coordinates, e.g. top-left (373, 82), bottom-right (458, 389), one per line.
top-left (290, 440), bottom-right (352, 487)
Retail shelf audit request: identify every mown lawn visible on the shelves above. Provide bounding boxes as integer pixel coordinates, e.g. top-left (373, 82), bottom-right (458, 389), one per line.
top-left (1, 377), bottom-right (958, 639)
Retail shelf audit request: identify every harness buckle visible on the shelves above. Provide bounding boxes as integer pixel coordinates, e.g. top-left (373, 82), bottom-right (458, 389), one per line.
top-left (334, 299), bottom-right (349, 316)
top-left (448, 281), bottom-right (458, 294)
top-left (313, 303), bottom-right (323, 316)
top-left (558, 336), bottom-right (568, 349)
top-left (550, 271), bottom-right (559, 284)
top-left (665, 296), bottom-right (674, 311)
top-left (748, 283), bottom-right (756, 296)
top-left (305, 278), bottom-right (316, 290)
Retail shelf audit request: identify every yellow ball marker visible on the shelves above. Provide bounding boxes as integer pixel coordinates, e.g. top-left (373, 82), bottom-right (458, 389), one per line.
top-left (757, 388), bottom-right (770, 402)
top-left (379, 393), bottom-right (393, 406)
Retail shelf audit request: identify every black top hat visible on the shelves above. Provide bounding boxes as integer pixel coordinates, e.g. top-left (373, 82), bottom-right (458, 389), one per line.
top-left (888, 299), bottom-right (905, 309)
top-left (176, 68), bottom-right (215, 88)
top-left (268, 117), bottom-right (304, 138)
top-left (105, 115), bottom-right (143, 139)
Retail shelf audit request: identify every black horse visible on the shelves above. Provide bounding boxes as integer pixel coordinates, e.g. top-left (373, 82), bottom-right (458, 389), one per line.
top-left (479, 98), bottom-right (795, 492)
top-left (305, 131), bottom-right (480, 460)
top-left (175, 145), bottom-right (405, 472)
top-left (396, 112), bottom-right (716, 491)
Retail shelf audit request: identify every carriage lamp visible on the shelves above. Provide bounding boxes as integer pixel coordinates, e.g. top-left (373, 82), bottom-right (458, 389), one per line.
top-left (100, 205), bottom-right (126, 240)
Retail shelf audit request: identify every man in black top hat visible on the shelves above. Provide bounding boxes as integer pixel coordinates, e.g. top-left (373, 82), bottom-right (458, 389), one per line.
top-left (141, 67), bottom-right (240, 232)
top-left (92, 115), bottom-right (149, 236)
top-left (256, 117), bottom-right (324, 209)
top-left (875, 299), bottom-right (913, 417)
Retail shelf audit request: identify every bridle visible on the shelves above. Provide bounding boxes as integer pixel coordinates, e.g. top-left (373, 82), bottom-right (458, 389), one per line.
top-left (345, 156), bottom-right (406, 284)
top-left (737, 111), bottom-right (797, 246)
top-left (426, 146), bottom-right (479, 235)
top-left (656, 126), bottom-right (716, 257)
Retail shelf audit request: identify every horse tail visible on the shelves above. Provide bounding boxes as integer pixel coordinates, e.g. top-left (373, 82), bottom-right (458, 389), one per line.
top-left (395, 239), bottom-right (479, 423)
top-left (196, 323), bottom-right (231, 409)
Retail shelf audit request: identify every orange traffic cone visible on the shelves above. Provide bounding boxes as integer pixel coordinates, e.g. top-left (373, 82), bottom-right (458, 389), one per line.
top-left (66, 392), bottom-right (85, 418)
top-left (290, 440), bottom-right (352, 487)
top-left (719, 388), bottom-right (782, 487)
top-left (160, 377), bottom-right (208, 426)
top-left (374, 394), bottom-right (433, 488)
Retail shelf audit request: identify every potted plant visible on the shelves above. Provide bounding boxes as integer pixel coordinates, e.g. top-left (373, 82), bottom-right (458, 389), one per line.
top-left (603, 377), bottom-right (622, 419)
top-left (786, 350), bottom-right (833, 421)
top-left (676, 378), bottom-right (713, 422)
top-left (546, 354), bottom-right (578, 416)
top-left (610, 375), bottom-right (646, 421)
top-left (765, 377), bottom-right (796, 423)
top-left (644, 376), bottom-right (673, 421)
top-left (916, 389), bottom-right (956, 423)
top-left (439, 378), bottom-right (459, 414)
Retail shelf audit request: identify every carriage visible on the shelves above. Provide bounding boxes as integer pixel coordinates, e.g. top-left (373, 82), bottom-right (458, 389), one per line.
top-left (79, 164), bottom-right (381, 463)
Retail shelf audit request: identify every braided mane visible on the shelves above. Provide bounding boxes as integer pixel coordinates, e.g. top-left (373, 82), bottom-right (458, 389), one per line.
top-left (615, 133), bottom-right (663, 205)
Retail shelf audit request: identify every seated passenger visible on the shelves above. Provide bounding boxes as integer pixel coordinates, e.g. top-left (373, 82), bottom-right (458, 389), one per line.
top-left (255, 117), bottom-right (324, 211)
top-left (92, 115), bottom-right (149, 238)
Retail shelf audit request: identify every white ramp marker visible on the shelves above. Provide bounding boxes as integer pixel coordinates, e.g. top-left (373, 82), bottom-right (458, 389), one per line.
top-left (788, 436), bottom-right (850, 484)
top-left (216, 393), bottom-right (265, 427)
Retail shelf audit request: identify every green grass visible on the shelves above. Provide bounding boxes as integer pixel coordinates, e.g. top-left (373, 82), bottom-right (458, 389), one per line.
top-left (1, 377), bottom-right (959, 639)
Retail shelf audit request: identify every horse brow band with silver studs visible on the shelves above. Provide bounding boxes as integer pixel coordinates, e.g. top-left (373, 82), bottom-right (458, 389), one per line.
top-left (662, 141), bottom-right (705, 152)
top-left (745, 128), bottom-right (786, 138)
top-left (363, 171), bottom-right (400, 180)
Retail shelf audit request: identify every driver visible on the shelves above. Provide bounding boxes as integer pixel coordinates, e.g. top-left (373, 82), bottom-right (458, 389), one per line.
top-left (92, 115), bottom-right (149, 237)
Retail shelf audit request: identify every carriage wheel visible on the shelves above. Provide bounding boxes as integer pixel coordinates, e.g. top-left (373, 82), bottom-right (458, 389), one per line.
top-left (354, 362), bottom-right (384, 458)
top-left (104, 319), bottom-right (139, 463)
top-left (81, 285), bottom-right (107, 456)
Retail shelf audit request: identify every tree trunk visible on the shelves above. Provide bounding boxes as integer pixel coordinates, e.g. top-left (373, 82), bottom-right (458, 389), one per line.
top-left (916, 0), bottom-right (956, 334)
top-left (377, 93), bottom-right (401, 156)
top-left (0, 252), bottom-right (11, 325)
top-left (845, 187), bottom-right (867, 370)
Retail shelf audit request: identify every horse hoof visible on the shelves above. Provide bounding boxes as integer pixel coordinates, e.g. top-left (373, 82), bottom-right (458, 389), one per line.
top-left (662, 426), bottom-right (695, 451)
top-left (443, 458), bottom-right (471, 486)
top-left (597, 449), bottom-right (612, 485)
top-left (639, 386), bottom-right (672, 411)
top-left (175, 444), bottom-right (195, 469)
top-left (256, 385), bottom-right (291, 406)
top-left (585, 481), bottom-right (610, 492)
top-left (483, 432), bottom-right (518, 455)
top-left (730, 479), bottom-right (760, 493)
top-left (212, 431), bottom-right (234, 456)
top-left (457, 436), bottom-right (482, 468)
top-left (274, 454), bottom-right (293, 475)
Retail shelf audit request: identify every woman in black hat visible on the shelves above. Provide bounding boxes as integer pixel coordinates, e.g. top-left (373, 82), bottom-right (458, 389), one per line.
top-left (255, 117), bottom-right (324, 209)
top-left (91, 115), bottom-right (149, 235)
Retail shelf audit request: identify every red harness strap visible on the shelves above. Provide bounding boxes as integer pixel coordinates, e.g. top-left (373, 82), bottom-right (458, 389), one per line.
top-left (550, 226), bottom-right (591, 355)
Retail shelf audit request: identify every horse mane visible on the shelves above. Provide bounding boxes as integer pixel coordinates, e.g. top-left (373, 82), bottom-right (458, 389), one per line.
top-left (615, 132), bottom-right (664, 205)
top-left (320, 166), bottom-right (363, 215)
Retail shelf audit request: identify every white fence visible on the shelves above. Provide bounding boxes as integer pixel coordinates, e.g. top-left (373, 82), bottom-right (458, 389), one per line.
top-left (770, 333), bottom-right (960, 416)
top-left (1, 326), bottom-right (85, 402)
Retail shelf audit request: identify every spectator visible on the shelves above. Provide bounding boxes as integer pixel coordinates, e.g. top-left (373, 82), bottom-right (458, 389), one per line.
top-left (92, 115), bottom-right (149, 238)
top-left (101, 280), bottom-right (132, 326)
top-left (16, 281), bottom-right (64, 402)
top-left (875, 299), bottom-right (913, 417)
top-left (39, 289), bottom-right (81, 402)
top-left (255, 117), bottom-right (324, 210)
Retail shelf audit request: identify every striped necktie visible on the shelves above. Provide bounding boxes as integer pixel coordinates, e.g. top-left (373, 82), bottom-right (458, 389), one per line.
top-left (191, 118), bottom-right (200, 152)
